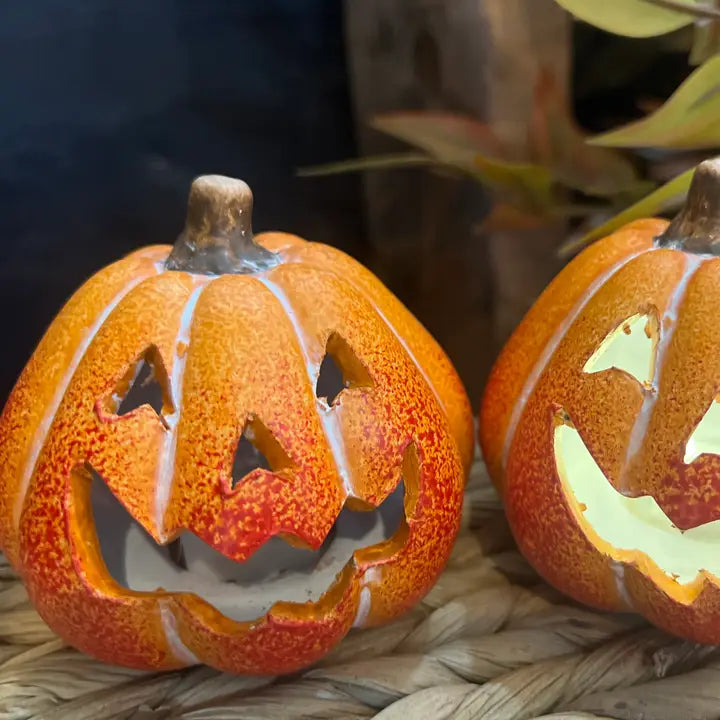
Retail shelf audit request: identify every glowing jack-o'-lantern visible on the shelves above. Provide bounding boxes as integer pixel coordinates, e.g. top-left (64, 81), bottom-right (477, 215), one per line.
top-left (0, 175), bottom-right (473, 674)
top-left (480, 157), bottom-right (720, 644)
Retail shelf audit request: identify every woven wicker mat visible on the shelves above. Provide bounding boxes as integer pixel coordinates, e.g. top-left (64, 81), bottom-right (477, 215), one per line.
top-left (2, 450), bottom-right (720, 720)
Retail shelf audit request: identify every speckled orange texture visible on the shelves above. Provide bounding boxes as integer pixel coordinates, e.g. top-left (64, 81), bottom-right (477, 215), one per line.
top-left (164, 273), bottom-right (345, 558)
top-left (257, 232), bottom-right (475, 475)
top-left (479, 219), bottom-right (667, 485)
top-left (0, 233), bottom-right (470, 675)
top-left (625, 258), bottom-right (720, 530)
top-left (0, 247), bottom-right (166, 567)
top-left (480, 218), bottom-right (720, 642)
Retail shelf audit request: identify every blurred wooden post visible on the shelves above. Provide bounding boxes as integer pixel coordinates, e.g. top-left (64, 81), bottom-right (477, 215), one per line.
top-left (344, 0), bottom-right (570, 403)
top-left (479, 0), bottom-right (571, 349)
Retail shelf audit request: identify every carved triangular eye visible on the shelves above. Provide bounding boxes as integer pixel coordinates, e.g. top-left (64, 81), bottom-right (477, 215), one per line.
top-left (316, 353), bottom-right (344, 405)
top-left (316, 333), bottom-right (372, 406)
top-left (583, 313), bottom-right (659, 387)
top-left (118, 359), bottom-right (164, 416)
top-left (231, 415), bottom-right (291, 490)
top-left (109, 348), bottom-right (170, 421)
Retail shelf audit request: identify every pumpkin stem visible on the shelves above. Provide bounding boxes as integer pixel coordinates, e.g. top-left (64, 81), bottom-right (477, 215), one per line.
top-left (165, 175), bottom-right (280, 275)
top-left (656, 157), bottom-right (720, 255)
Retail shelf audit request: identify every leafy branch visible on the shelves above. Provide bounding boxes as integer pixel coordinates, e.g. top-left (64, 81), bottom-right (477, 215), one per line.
top-left (553, 0), bottom-right (720, 253)
top-left (301, 1), bottom-right (720, 257)
top-left (300, 71), bottom-right (651, 236)
top-left (555, 0), bottom-right (720, 62)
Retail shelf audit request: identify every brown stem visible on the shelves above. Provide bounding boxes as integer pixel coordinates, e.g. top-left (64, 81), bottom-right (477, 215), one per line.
top-left (165, 175), bottom-right (280, 275)
top-left (656, 157), bottom-right (720, 254)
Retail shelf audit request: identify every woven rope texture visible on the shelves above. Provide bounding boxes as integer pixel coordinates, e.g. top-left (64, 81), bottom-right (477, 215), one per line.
top-left (1, 450), bottom-right (719, 720)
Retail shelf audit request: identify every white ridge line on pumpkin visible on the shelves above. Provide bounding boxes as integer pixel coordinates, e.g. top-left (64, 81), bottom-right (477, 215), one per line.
top-left (353, 565), bottom-right (382, 628)
top-left (15, 271), bottom-right (160, 528)
top-left (621, 254), bottom-right (705, 487)
top-left (362, 299), bottom-right (445, 421)
top-left (154, 279), bottom-right (213, 538)
top-left (160, 601), bottom-right (200, 666)
top-left (256, 276), bottom-right (354, 497)
top-left (610, 563), bottom-right (633, 611)
top-left (500, 250), bottom-right (648, 474)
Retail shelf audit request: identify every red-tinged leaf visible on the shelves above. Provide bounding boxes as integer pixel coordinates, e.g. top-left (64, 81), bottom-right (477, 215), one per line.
top-left (529, 68), bottom-right (644, 197)
top-left (370, 112), bottom-right (505, 169)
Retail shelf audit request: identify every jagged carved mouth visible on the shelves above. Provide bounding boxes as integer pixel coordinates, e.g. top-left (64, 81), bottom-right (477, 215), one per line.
top-left (88, 468), bottom-right (405, 622)
top-left (551, 309), bottom-right (720, 597)
top-left (79, 332), bottom-right (409, 623)
top-left (555, 411), bottom-right (720, 592)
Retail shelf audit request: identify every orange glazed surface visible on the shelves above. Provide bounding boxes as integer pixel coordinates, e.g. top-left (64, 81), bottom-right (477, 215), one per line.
top-left (0, 233), bottom-right (472, 674)
top-left (480, 216), bottom-right (720, 644)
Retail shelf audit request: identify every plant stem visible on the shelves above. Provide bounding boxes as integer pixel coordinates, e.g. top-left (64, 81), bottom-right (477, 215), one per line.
top-left (641, 0), bottom-right (720, 20)
top-left (297, 153), bottom-right (434, 177)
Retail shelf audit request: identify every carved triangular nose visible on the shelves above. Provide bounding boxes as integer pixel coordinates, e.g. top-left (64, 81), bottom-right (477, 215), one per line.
top-left (227, 414), bottom-right (293, 492)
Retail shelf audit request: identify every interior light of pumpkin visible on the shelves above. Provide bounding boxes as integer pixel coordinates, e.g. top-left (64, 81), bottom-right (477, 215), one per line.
top-left (480, 156), bottom-right (720, 646)
top-left (554, 416), bottom-right (720, 587)
top-left (684, 399), bottom-right (720, 464)
top-left (582, 312), bottom-right (659, 386)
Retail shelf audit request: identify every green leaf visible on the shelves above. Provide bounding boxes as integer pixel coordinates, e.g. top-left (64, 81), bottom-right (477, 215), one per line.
top-left (370, 112), bottom-right (504, 169)
top-left (553, 0), bottom-right (697, 37)
top-left (589, 55), bottom-right (720, 149)
top-left (469, 155), bottom-right (555, 210)
top-left (299, 111), bottom-right (555, 211)
top-left (297, 153), bottom-right (434, 177)
top-left (558, 168), bottom-right (693, 257)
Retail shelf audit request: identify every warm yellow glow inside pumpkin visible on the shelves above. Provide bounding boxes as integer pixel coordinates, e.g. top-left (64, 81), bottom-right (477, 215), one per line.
top-left (583, 312), bottom-right (658, 386)
top-left (554, 417), bottom-right (720, 595)
top-left (685, 399), bottom-right (720, 464)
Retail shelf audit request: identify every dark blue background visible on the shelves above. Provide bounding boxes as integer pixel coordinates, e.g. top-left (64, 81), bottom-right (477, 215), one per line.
top-left (0, 1), bottom-right (363, 401)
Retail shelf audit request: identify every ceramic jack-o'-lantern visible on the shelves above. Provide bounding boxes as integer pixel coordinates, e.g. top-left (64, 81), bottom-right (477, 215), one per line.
top-left (480, 156), bottom-right (720, 644)
top-left (0, 175), bottom-right (473, 674)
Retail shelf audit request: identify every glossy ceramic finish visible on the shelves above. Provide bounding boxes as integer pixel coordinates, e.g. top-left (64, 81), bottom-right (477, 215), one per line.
top-left (0, 234), bottom-right (472, 674)
top-left (480, 216), bottom-right (720, 643)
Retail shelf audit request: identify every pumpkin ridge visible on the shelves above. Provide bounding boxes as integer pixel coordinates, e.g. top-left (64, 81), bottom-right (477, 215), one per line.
top-left (621, 253), bottom-right (706, 489)
top-left (155, 277), bottom-right (214, 539)
top-left (15, 269), bottom-right (161, 534)
top-left (274, 249), bottom-right (454, 446)
top-left (257, 230), bottom-right (472, 469)
top-left (255, 275), bottom-right (353, 497)
top-left (160, 602), bottom-right (200, 665)
top-left (360, 293), bottom-right (446, 424)
top-left (500, 247), bottom-right (652, 475)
